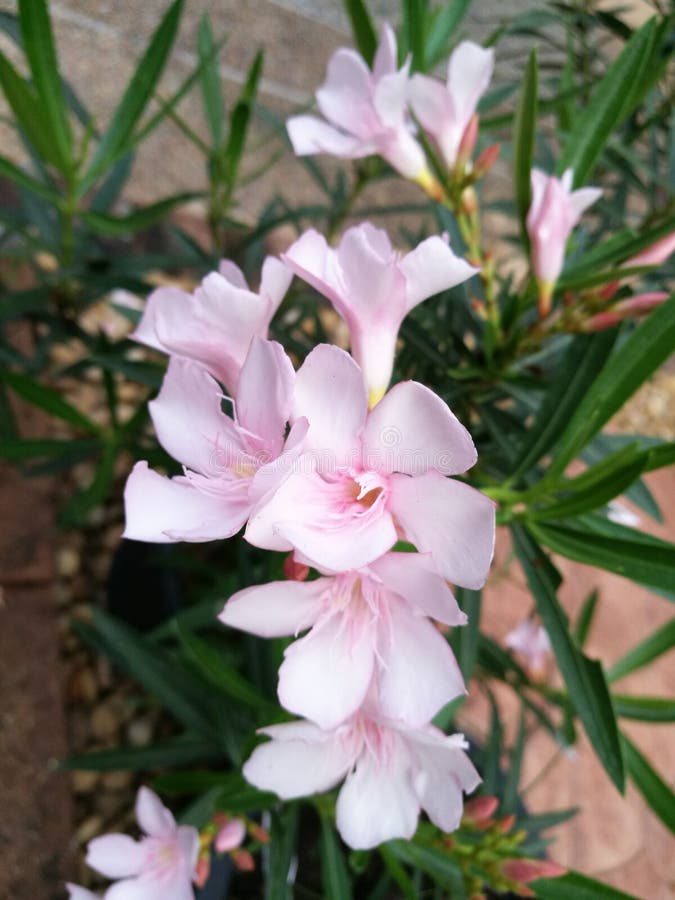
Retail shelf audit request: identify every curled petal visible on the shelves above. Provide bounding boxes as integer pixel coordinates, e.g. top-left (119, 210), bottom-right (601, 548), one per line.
top-left (135, 786), bottom-right (176, 838)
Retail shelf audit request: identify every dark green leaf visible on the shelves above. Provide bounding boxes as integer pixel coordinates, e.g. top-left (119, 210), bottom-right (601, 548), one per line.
top-left (18, 0), bottom-right (72, 167)
top-left (0, 154), bottom-right (60, 202)
top-left (343, 0), bottom-right (377, 66)
top-left (84, 0), bottom-right (184, 184)
top-left (517, 806), bottom-right (578, 833)
top-left (621, 732), bottom-right (675, 833)
top-left (558, 18), bottom-right (657, 185)
top-left (60, 735), bottom-right (221, 771)
top-left (574, 590), bottom-right (599, 647)
top-left (265, 805), bottom-right (299, 900)
top-left (532, 870), bottom-right (638, 899)
top-left (198, 15), bottom-right (225, 147)
top-left (0, 369), bottom-right (100, 433)
top-left (90, 152), bottom-right (134, 213)
top-left (219, 50), bottom-right (263, 190)
top-left (402, 0), bottom-right (425, 71)
top-left (513, 48), bottom-right (538, 247)
top-left (386, 842), bottom-right (467, 898)
top-left (532, 521), bottom-right (675, 593)
top-left (321, 816), bottom-right (352, 900)
top-left (83, 192), bottom-right (200, 236)
top-left (512, 526), bottom-right (625, 790)
top-left (0, 437), bottom-right (99, 463)
top-left (456, 588), bottom-right (482, 682)
top-left (548, 293), bottom-right (675, 479)
top-left (613, 695), bottom-right (675, 723)
top-left (426, 0), bottom-right (472, 67)
top-left (607, 619), bottom-right (675, 683)
top-left (60, 441), bottom-right (117, 525)
top-left (502, 709), bottom-right (526, 814)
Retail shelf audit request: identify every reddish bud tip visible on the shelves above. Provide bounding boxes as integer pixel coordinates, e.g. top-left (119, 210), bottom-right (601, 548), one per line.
top-left (232, 849), bottom-right (256, 872)
top-left (248, 823), bottom-right (270, 844)
top-left (194, 856), bottom-right (211, 889)
top-left (498, 814), bottom-right (516, 833)
top-left (502, 858), bottom-right (566, 883)
top-left (283, 552), bottom-right (310, 581)
top-left (457, 113), bottom-right (480, 169)
top-left (474, 143), bottom-right (501, 178)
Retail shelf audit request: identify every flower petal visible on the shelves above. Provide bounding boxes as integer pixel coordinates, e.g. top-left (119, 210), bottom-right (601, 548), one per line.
top-left (287, 115), bottom-right (370, 158)
top-left (279, 614), bottom-right (376, 728)
top-left (86, 834), bottom-right (146, 879)
top-left (135, 786), bottom-right (175, 838)
top-left (243, 726), bottom-right (354, 799)
top-left (400, 235), bottom-right (478, 311)
top-left (377, 603), bottom-right (465, 726)
top-left (235, 337), bottom-right (295, 457)
top-left (447, 42), bottom-right (494, 129)
top-left (123, 462), bottom-right (249, 543)
top-left (411, 731), bottom-right (481, 832)
top-left (370, 552), bottom-right (466, 626)
top-left (149, 358), bottom-right (239, 474)
top-left (316, 48), bottom-right (377, 137)
top-left (363, 381), bottom-right (477, 476)
top-left (219, 578), bottom-right (327, 637)
top-left (373, 23), bottom-right (397, 79)
top-left (389, 471), bottom-right (495, 588)
top-left (66, 885), bottom-right (100, 900)
top-left (336, 744), bottom-right (419, 849)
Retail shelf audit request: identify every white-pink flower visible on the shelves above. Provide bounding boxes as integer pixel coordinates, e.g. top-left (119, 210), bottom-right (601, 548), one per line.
top-left (132, 257), bottom-right (291, 395)
top-left (82, 787), bottom-right (199, 900)
top-left (526, 168), bottom-right (601, 315)
top-left (66, 887), bottom-right (100, 900)
top-left (245, 344), bottom-right (495, 583)
top-left (283, 223), bottom-right (477, 405)
top-left (287, 25), bottom-right (429, 182)
top-left (243, 712), bottom-right (480, 850)
top-left (124, 337), bottom-right (295, 543)
top-left (220, 551), bottom-right (467, 729)
top-left (505, 619), bottom-right (551, 678)
top-left (409, 41), bottom-right (494, 170)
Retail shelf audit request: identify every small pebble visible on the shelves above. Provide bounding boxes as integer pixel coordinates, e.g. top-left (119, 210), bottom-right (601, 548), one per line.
top-left (126, 717), bottom-right (153, 747)
top-left (76, 815), bottom-right (104, 845)
top-left (72, 770), bottom-right (100, 794)
top-left (57, 547), bottom-right (81, 579)
top-left (90, 705), bottom-right (119, 742)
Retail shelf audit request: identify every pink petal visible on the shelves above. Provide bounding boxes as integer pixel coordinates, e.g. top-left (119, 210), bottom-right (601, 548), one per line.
top-left (259, 256), bottom-right (293, 314)
top-left (411, 731), bottom-right (481, 832)
top-left (104, 880), bottom-right (193, 900)
top-left (372, 65), bottom-right (409, 129)
top-left (447, 42), bottom-right (494, 129)
top-left (316, 48), bottom-right (377, 137)
top-left (363, 381), bottom-right (477, 476)
top-left (278, 614), bottom-right (376, 729)
top-left (135, 786), bottom-right (175, 838)
top-left (287, 115), bottom-right (370, 158)
top-left (377, 603), bottom-right (465, 725)
top-left (66, 885), bottom-right (100, 900)
top-left (235, 338), bottom-right (294, 457)
top-left (85, 834), bottom-right (146, 879)
top-left (389, 471), bottom-right (495, 588)
top-left (123, 462), bottom-right (249, 543)
top-left (370, 552), bottom-right (466, 626)
top-left (336, 223), bottom-right (404, 324)
top-left (149, 358), bottom-right (240, 474)
top-left (336, 744), bottom-right (419, 849)
top-left (409, 74), bottom-right (453, 134)
top-left (282, 228), bottom-right (344, 310)
top-left (569, 185), bottom-right (602, 220)
top-left (219, 578), bottom-right (327, 637)
top-left (215, 818), bottom-right (246, 852)
top-left (372, 23), bottom-right (397, 80)
top-left (293, 345), bottom-right (368, 465)
top-left (243, 724), bottom-right (354, 799)
top-left (218, 259), bottom-right (249, 289)
top-left (399, 235), bottom-right (478, 310)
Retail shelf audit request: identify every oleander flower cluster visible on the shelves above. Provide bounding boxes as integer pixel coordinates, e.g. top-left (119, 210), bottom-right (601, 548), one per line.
top-left (118, 217), bottom-right (496, 852)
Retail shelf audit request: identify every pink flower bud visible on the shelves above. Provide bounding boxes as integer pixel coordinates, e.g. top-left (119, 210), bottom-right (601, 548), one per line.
top-left (457, 113), bottom-right (479, 170)
top-left (232, 849), bottom-right (256, 872)
top-left (215, 817), bottom-right (246, 853)
top-left (502, 858), bottom-right (566, 883)
top-left (473, 143), bottom-right (501, 179)
top-left (194, 856), bottom-right (211, 888)
top-left (585, 291), bottom-right (668, 330)
top-left (248, 822), bottom-right (270, 844)
top-left (282, 551), bottom-right (310, 581)
top-left (626, 231), bottom-right (675, 268)
top-left (463, 795), bottom-right (499, 827)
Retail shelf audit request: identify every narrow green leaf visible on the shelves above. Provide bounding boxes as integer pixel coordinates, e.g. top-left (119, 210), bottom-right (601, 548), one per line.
top-left (0, 437), bottom-right (99, 463)
top-left (502, 710), bottom-right (526, 814)
top-left (574, 590), bottom-right (599, 647)
top-left (512, 331), bottom-right (617, 480)
top-left (0, 369), bottom-right (100, 433)
top-left (90, 152), bottom-right (134, 213)
top-left (60, 442), bottom-right (117, 525)
top-left (621, 732), bottom-right (675, 833)
top-left (320, 816), bottom-right (352, 900)
top-left (377, 845), bottom-right (417, 900)
top-left (265, 805), bottom-right (299, 900)
top-left (0, 50), bottom-right (64, 168)
top-left (343, 0), bottom-right (377, 65)
top-left (18, 0), bottom-right (72, 166)
top-left (0, 154), bottom-right (60, 202)
top-left (558, 18), bottom-right (657, 185)
top-left (512, 526), bottom-right (625, 791)
top-left (402, 0), bottom-right (425, 72)
top-left (645, 441), bottom-right (675, 473)
top-left (613, 695), bottom-right (675, 723)
top-left (513, 48), bottom-right (538, 247)
top-left (426, 0), bottom-right (472, 67)
top-left (60, 735), bottom-right (221, 771)
top-left (456, 588), bottom-right (481, 682)
top-left (532, 521), bottom-right (675, 593)
top-left (548, 292), bottom-right (675, 479)
top-left (517, 806), bottom-right (579, 833)
top-left (198, 15), bottom-right (225, 147)
top-left (532, 870), bottom-right (638, 899)
top-left (82, 191), bottom-right (200, 236)
top-left (386, 842), bottom-right (467, 898)
top-left (84, 0), bottom-right (184, 183)
top-left (607, 619), bottom-right (675, 683)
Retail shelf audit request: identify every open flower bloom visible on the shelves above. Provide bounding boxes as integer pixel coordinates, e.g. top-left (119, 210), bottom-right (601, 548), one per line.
top-left (283, 223), bottom-right (477, 405)
top-left (243, 712), bottom-right (481, 850)
top-left (505, 619), bottom-right (551, 678)
top-left (245, 344), bottom-right (495, 582)
top-left (526, 168), bottom-right (601, 315)
top-left (83, 786), bottom-right (199, 900)
top-left (220, 551), bottom-right (467, 729)
top-left (131, 257), bottom-right (291, 395)
top-left (409, 41), bottom-right (494, 170)
top-left (287, 25), bottom-right (430, 184)
top-left (124, 337), bottom-right (295, 543)
top-left (66, 887), bottom-right (100, 900)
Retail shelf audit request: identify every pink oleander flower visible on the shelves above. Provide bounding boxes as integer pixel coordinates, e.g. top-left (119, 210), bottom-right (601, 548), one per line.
top-left (584, 291), bottom-right (668, 331)
top-left (626, 231), bottom-right (675, 268)
top-left (505, 619), bottom-right (551, 678)
top-left (409, 41), bottom-right (494, 171)
top-left (220, 551), bottom-right (467, 729)
top-left (66, 887), bottom-right (100, 900)
top-left (243, 711), bottom-right (481, 850)
top-left (124, 337), bottom-right (296, 543)
top-left (82, 787), bottom-right (199, 900)
top-left (245, 343), bottom-right (495, 582)
top-left (283, 223), bottom-right (477, 406)
top-left (287, 25), bottom-right (433, 189)
top-left (131, 257), bottom-right (291, 395)
top-left (526, 168), bottom-right (601, 316)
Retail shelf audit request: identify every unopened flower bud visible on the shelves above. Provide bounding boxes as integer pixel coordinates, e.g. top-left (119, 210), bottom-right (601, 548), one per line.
top-left (584, 291), bottom-right (668, 331)
top-left (463, 795), bottom-right (499, 828)
top-left (457, 113), bottom-right (479, 171)
top-left (232, 848), bottom-right (256, 872)
top-left (626, 231), bottom-right (675, 268)
top-left (215, 817), bottom-right (246, 853)
top-left (502, 858), bottom-right (566, 883)
top-left (282, 552), bottom-right (310, 581)
top-left (473, 143), bottom-right (500, 179)
top-left (248, 822), bottom-right (270, 844)
top-left (194, 856), bottom-right (211, 888)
